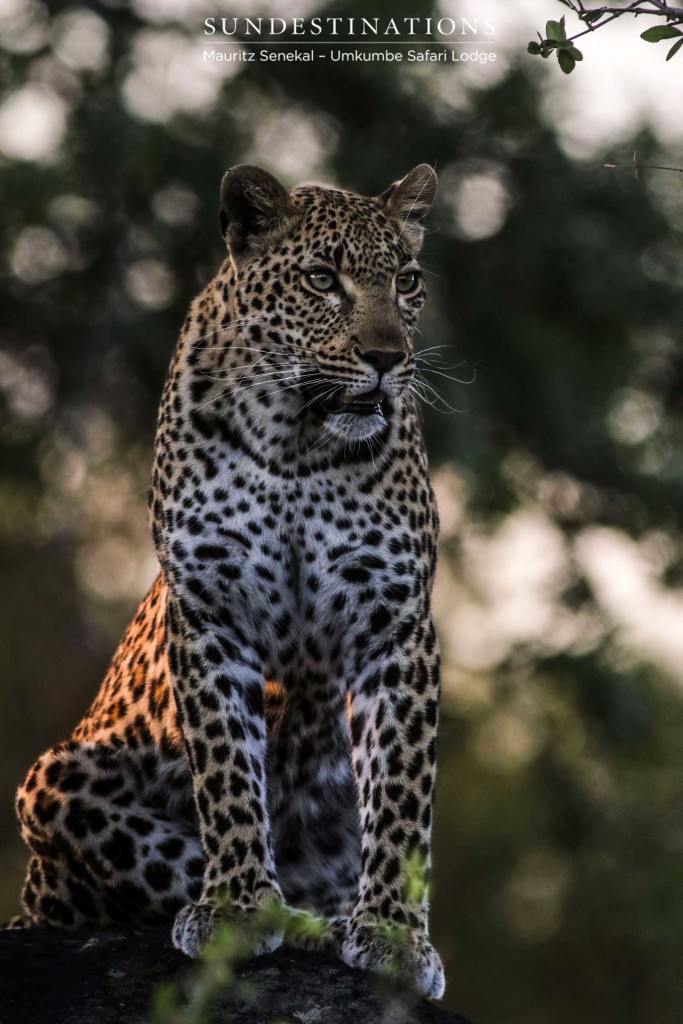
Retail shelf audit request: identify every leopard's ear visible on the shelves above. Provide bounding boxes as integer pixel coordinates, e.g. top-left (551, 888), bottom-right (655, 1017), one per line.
top-left (378, 164), bottom-right (438, 253)
top-left (220, 165), bottom-right (294, 258)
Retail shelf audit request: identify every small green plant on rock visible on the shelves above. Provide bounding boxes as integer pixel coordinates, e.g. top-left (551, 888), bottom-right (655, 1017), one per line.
top-left (151, 901), bottom-right (329, 1024)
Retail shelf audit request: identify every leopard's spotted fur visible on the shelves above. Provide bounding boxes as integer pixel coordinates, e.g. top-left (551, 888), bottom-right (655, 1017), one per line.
top-left (13, 164), bottom-right (444, 998)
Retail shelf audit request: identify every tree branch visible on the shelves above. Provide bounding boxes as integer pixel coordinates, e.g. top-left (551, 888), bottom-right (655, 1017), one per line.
top-left (528, 1), bottom-right (683, 72)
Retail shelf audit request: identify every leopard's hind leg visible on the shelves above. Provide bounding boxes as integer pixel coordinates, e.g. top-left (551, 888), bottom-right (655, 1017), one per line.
top-left (15, 740), bottom-right (205, 929)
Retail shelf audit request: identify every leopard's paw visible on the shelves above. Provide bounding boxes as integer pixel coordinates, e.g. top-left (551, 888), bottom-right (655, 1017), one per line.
top-left (171, 901), bottom-right (215, 958)
top-left (171, 898), bottom-right (284, 960)
top-left (341, 916), bottom-right (445, 999)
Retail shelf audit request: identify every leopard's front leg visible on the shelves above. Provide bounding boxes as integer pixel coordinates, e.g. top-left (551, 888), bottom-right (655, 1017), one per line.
top-left (166, 594), bottom-right (284, 959)
top-left (344, 615), bottom-right (444, 999)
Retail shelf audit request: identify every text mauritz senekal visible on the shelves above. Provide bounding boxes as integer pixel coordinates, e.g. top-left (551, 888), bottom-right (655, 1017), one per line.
top-left (203, 48), bottom-right (496, 64)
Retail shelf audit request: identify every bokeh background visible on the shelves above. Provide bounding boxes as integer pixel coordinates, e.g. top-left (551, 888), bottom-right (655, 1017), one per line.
top-left (1, 1), bottom-right (683, 1021)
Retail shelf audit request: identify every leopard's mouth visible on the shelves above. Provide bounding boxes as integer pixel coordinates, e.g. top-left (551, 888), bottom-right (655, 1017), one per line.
top-left (312, 387), bottom-right (387, 419)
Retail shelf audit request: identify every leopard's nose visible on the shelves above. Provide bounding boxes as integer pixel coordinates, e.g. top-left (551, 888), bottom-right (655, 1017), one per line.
top-left (360, 349), bottom-right (404, 377)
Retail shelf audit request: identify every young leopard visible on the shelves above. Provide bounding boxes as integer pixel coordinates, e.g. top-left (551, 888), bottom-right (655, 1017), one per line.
top-left (13, 164), bottom-right (444, 998)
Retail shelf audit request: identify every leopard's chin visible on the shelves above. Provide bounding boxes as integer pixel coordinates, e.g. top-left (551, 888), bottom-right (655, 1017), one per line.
top-left (325, 409), bottom-right (387, 442)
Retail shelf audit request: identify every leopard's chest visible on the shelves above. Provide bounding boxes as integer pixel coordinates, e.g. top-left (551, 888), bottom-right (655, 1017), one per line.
top-left (168, 453), bottom-right (430, 674)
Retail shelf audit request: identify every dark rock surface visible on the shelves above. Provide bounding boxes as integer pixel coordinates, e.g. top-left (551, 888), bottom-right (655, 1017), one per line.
top-left (0, 926), bottom-right (472, 1024)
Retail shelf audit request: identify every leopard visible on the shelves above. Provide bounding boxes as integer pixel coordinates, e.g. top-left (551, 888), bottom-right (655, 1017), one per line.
top-left (12, 163), bottom-right (445, 999)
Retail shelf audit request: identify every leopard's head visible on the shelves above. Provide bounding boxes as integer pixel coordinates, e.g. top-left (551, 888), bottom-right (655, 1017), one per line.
top-left (219, 163), bottom-right (437, 442)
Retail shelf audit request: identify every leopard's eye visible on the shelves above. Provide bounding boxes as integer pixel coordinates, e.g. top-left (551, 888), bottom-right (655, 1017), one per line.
top-left (304, 269), bottom-right (336, 292)
top-left (395, 270), bottom-right (421, 295)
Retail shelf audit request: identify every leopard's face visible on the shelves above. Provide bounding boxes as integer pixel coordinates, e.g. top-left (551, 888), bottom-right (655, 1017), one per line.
top-left (221, 165), bottom-right (437, 443)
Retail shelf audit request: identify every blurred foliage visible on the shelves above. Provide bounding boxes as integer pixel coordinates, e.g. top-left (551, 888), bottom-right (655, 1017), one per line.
top-left (151, 900), bottom-right (329, 1024)
top-left (1, 2), bottom-right (683, 1022)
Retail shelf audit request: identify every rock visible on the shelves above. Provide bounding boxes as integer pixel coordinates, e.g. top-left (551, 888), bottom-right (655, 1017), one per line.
top-left (0, 926), bottom-right (472, 1024)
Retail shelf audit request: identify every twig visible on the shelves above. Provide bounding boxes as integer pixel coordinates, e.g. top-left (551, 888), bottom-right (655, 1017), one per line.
top-left (566, 1), bottom-right (662, 44)
top-left (551, 0), bottom-right (683, 42)
top-left (604, 162), bottom-right (683, 175)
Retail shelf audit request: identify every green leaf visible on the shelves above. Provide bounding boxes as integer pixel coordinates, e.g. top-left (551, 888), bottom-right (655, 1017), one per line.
top-left (569, 46), bottom-right (584, 61)
top-left (527, 41), bottom-right (542, 54)
top-left (151, 982), bottom-right (179, 1022)
top-left (667, 36), bottom-right (683, 59)
top-left (640, 26), bottom-right (683, 42)
top-left (558, 49), bottom-right (576, 74)
top-left (583, 10), bottom-right (603, 23)
top-left (546, 19), bottom-right (566, 42)
top-left (556, 38), bottom-right (573, 49)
